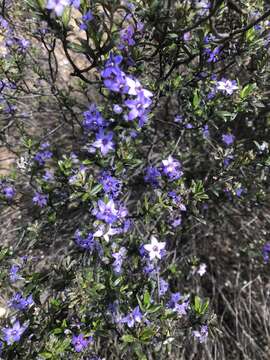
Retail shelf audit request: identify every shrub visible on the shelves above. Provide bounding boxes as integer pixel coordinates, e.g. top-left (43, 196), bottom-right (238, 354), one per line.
top-left (0, 0), bottom-right (270, 359)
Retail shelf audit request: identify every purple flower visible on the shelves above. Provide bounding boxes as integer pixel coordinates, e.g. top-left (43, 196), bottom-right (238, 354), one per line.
top-left (124, 91), bottom-right (152, 121)
top-left (93, 199), bottom-right (119, 224)
top-left (83, 104), bottom-right (105, 131)
top-left (222, 133), bottom-right (235, 146)
top-left (202, 125), bottom-right (210, 139)
top-left (193, 325), bottom-right (208, 343)
top-left (113, 104), bottom-right (123, 114)
top-left (74, 230), bottom-right (96, 251)
top-left (171, 217), bottom-right (182, 228)
top-left (70, 0), bottom-right (80, 8)
top-left (112, 247), bottom-right (127, 274)
top-left (168, 191), bottom-right (186, 210)
top-left (9, 292), bottom-right (33, 311)
top-left (183, 32), bottom-right (192, 41)
top-left (235, 187), bottom-right (244, 197)
top-left (144, 166), bottom-right (161, 187)
top-left (101, 55), bottom-right (127, 93)
top-left (32, 192), bottom-right (48, 208)
top-left (121, 306), bottom-right (143, 328)
top-left (34, 150), bottom-right (52, 166)
top-left (119, 24), bottom-right (135, 49)
top-left (196, 0), bottom-right (210, 16)
top-left (92, 130), bottom-right (115, 156)
top-left (167, 292), bottom-right (182, 308)
top-left (79, 10), bottom-right (94, 30)
top-left (34, 143), bottom-right (52, 166)
top-left (2, 186), bottom-right (15, 200)
top-left (207, 89), bottom-right (216, 100)
top-left (69, 0), bottom-right (81, 9)
top-left (43, 170), bottom-right (54, 182)
top-left (82, 10), bottom-right (93, 22)
top-left (162, 156), bottom-right (183, 181)
top-left (18, 38), bottom-right (30, 51)
top-left (224, 154), bottom-right (234, 167)
top-left (143, 261), bottom-right (157, 275)
top-left (46, 0), bottom-right (70, 16)
top-left (2, 321), bottom-right (27, 345)
top-left (9, 265), bottom-right (22, 283)
top-left (262, 243), bottom-right (270, 263)
top-left (204, 46), bottom-right (221, 63)
top-left (71, 333), bottom-right (92, 353)
top-left (99, 172), bottom-right (122, 198)
top-left (159, 278), bottom-right (169, 296)
top-left (175, 300), bottom-right (189, 316)
top-left (167, 292), bottom-right (189, 316)
top-left (0, 16), bottom-right (9, 29)
top-left (174, 115), bottom-right (183, 123)
top-left (204, 34), bottom-right (215, 44)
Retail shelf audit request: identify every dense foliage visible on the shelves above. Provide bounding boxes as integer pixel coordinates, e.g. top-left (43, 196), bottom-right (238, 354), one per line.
top-left (0, 0), bottom-right (270, 359)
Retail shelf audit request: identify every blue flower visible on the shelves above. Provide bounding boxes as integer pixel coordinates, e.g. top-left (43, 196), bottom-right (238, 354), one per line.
top-left (262, 243), bottom-right (270, 263)
top-left (144, 166), bottom-right (161, 187)
top-left (92, 130), bottom-right (115, 156)
top-left (162, 156), bottom-right (183, 181)
top-left (71, 333), bottom-right (92, 353)
top-left (2, 186), bottom-right (15, 200)
top-left (46, 0), bottom-right (70, 16)
top-left (9, 265), bottom-right (23, 283)
top-left (112, 247), bottom-right (127, 274)
top-left (32, 192), bottom-right (48, 208)
top-left (222, 133), bottom-right (235, 146)
top-left (83, 104), bottom-right (105, 131)
top-left (159, 278), bottom-right (169, 296)
top-left (99, 172), bottom-right (122, 198)
top-left (92, 199), bottom-right (126, 224)
top-left (193, 325), bottom-right (208, 343)
top-left (9, 292), bottom-right (33, 311)
top-left (121, 306), bottom-right (143, 328)
top-left (2, 320), bottom-right (27, 345)
top-left (204, 46), bottom-right (221, 63)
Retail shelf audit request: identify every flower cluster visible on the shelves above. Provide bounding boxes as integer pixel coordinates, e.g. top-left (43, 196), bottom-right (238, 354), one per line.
top-left (2, 0), bottom-right (270, 358)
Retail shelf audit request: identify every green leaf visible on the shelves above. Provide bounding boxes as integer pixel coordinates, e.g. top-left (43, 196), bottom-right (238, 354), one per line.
top-left (67, 42), bottom-right (87, 53)
top-left (89, 184), bottom-right (103, 196)
top-left (193, 296), bottom-right (209, 315)
top-left (240, 83), bottom-right (255, 99)
top-left (146, 305), bottom-right (162, 314)
top-left (246, 27), bottom-right (256, 42)
top-left (39, 353), bottom-right (52, 359)
top-left (216, 111), bottom-right (236, 122)
top-left (121, 334), bottom-right (137, 343)
top-left (192, 89), bottom-right (200, 109)
top-left (143, 290), bottom-right (151, 307)
top-left (52, 328), bottom-right (63, 335)
top-left (191, 180), bottom-right (208, 201)
top-left (139, 327), bottom-right (156, 341)
top-left (194, 295), bottom-right (201, 313)
top-left (62, 7), bottom-right (71, 27)
top-left (0, 248), bottom-right (9, 262)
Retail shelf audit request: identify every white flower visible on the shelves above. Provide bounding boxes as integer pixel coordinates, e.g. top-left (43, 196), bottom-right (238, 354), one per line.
top-left (197, 263), bottom-right (207, 276)
top-left (144, 236), bottom-right (166, 260)
top-left (93, 224), bottom-right (119, 242)
top-left (216, 79), bottom-right (238, 95)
